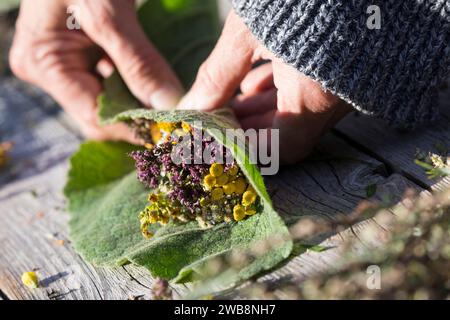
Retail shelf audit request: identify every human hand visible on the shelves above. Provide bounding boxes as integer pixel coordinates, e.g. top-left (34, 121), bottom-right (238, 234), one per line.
top-left (179, 12), bottom-right (351, 163)
top-left (10, 0), bottom-right (184, 142)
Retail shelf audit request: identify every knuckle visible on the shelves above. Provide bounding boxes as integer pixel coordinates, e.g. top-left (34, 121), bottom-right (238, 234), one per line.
top-left (82, 2), bottom-right (120, 36)
top-left (197, 62), bottom-right (223, 94)
top-left (124, 50), bottom-right (167, 92)
top-left (94, 9), bottom-right (117, 33)
top-left (9, 42), bottom-right (29, 80)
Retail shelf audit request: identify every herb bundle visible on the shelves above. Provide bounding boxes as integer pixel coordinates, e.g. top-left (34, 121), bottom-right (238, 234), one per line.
top-left (130, 120), bottom-right (260, 238)
top-left (64, 0), bottom-right (292, 291)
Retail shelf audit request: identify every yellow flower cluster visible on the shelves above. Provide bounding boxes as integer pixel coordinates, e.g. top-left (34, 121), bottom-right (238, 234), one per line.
top-left (139, 193), bottom-right (181, 239)
top-left (149, 121), bottom-right (192, 145)
top-left (202, 163), bottom-right (258, 222)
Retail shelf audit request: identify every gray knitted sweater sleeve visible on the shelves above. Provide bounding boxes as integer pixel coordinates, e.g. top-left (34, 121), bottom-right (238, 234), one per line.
top-left (231, 0), bottom-right (450, 128)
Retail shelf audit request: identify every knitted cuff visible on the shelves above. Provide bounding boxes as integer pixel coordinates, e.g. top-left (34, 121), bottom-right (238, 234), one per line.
top-left (231, 0), bottom-right (450, 128)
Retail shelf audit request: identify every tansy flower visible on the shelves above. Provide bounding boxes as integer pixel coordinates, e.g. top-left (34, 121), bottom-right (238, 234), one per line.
top-left (21, 271), bottom-right (39, 289)
top-left (245, 207), bottom-right (257, 216)
top-left (215, 174), bottom-right (228, 186)
top-left (181, 122), bottom-right (192, 133)
top-left (211, 188), bottom-right (224, 201)
top-left (242, 190), bottom-right (257, 206)
top-left (210, 163), bottom-right (224, 177)
top-left (246, 184), bottom-right (256, 193)
top-left (157, 122), bottom-right (177, 133)
top-left (233, 205), bottom-right (246, 221)
top-left (227, 165), bottom-right (239, 177)
top-left (203, 175), bottom-right (216, 190)
top-left (233, 178), bottom-right (247, 195)
top-left (150, 124), bottom-right (163, 144)
top-left (223, 182), bottom-right (235, 195)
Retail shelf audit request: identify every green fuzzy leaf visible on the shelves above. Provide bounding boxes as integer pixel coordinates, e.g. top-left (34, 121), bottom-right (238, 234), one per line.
top-left (98, 0), bottom-right (220, 122)
top-left (66, 0), bottom-right (292, 293)
top-left (65, 110), bottom-right (292, 289)
top-left (112, 108), bottom-right (272, 205)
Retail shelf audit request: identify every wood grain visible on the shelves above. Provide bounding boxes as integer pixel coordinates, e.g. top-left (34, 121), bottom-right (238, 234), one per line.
top-left (335, 78), bottom-right (450, 191)
top-left (0, 79), bottom-right (80, 187)
top-left (165, 137), bottom-right (424, 297)
top-left (1, 0), bottom-right (446, 301)
top-left (0, 164), bottom-right (168, 300)
top-left (336, 113), bottom-right (450, 191)
top-left (0, 127), bottom-right (419, 299)
top-left (0, 75), bottom-right (435, 299)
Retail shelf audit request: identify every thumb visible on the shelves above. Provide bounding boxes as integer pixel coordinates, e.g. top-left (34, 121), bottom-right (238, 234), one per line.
top-left (178, 12), bottom-right (255, 110)
top-left (79, 1), bottom-right (184, 110)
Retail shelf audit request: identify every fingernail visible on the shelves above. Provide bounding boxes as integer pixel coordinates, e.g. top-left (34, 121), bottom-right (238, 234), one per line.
top-left (149, 85), bottom-right (184, 110)
top-left (177, 94), bottom-right (195, 110)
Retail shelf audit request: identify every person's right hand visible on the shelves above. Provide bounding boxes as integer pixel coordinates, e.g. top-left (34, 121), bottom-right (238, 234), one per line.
top-left (179, 12), bottom-right (351, 164)
top-left (10, 0), bottom-right (184, 142)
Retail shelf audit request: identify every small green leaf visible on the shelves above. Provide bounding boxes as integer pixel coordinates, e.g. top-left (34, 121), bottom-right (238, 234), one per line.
top-left (415, 160), bottom-right (450, 179)
top-left (292, 242), bottom-right (331, 256)
top-left (366, 184), bottom-right (377, 198)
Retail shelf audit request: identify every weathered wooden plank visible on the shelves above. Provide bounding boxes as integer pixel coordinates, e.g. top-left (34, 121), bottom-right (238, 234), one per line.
top-left (0, 75), bottom-right (428, 299)
top-left (1, 129), bottom-right (420, 300)
top-left (335, 111), bottom-right (450, 191)
top-left (0, 164), bottom-right (159, 300)
top-left (225, 175), bottom-right (428, 299)
top-left (0, 79), bottom-right (80, 186)
top-left (262, 174), bottom-right (422, 282)
top-left (334, 79), bottom-right (450, 191)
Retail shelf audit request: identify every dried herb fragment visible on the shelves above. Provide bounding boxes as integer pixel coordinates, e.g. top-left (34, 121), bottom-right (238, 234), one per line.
top-left (21, 271), bottom-right (39, 289)
top-left (0, 141), bottom-right (13, 168)
top-left (152, 278), bottom-right (173, 300)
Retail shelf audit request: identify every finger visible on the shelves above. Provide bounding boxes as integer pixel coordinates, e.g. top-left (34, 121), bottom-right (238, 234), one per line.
top-left (178, 12), bottom-right (256, 110)
top-left (240, 63), bottom-right (274, 95)
top-left (41, 69), bottom-right (140, 144)
top-left (240, 109), bottom-right (276, 130)
top-left (80, 0), bottom-right (184, 110)
top-left (272, 60), bottom-right (347, 163)
top-left (231, 88), bottom-right (277, 118)
top-left (96, 56), bottom-right (114, 78)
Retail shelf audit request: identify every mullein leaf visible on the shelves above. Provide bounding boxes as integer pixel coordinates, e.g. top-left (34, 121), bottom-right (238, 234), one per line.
top-left (65, 110), bottom-right (292, 290)
top-left (65, 0), bottom-right (292, 294)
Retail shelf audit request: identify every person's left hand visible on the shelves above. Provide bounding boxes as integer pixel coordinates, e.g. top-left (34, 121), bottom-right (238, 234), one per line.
top-left (179, 12), bottom-right (352, 163)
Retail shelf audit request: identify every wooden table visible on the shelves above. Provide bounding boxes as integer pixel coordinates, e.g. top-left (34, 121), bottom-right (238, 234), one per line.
top-left (1, 75), bottom-right (448, 300)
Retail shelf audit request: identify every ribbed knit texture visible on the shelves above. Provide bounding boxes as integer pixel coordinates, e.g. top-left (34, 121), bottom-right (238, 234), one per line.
top-left (231, 0), bottom-right (450, 128)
